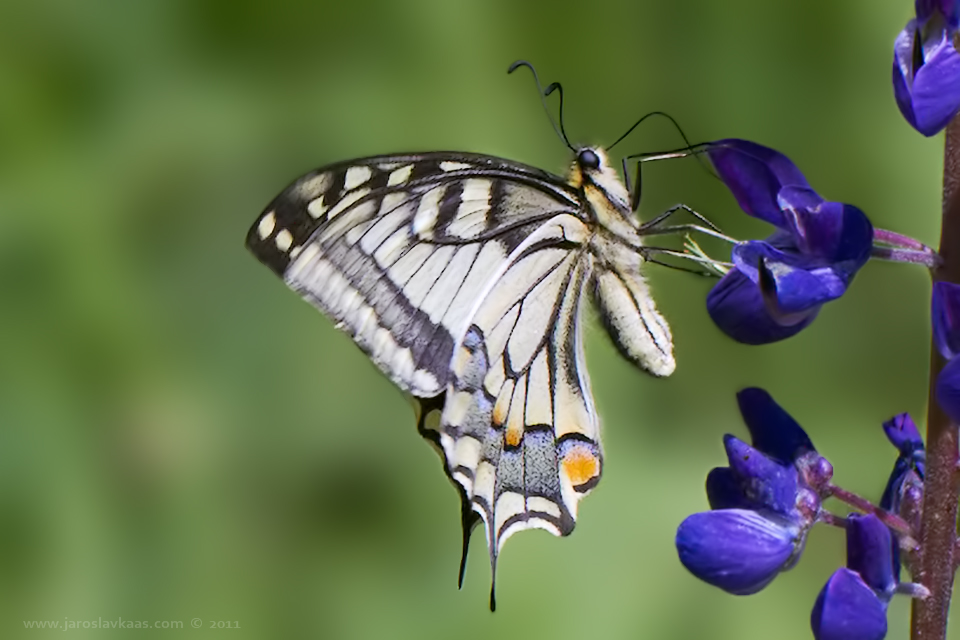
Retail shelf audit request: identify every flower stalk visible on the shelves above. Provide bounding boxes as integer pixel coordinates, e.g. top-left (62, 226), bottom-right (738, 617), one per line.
top-left (871, 228), bottom-right (941, 267)
top-left (874, 228), bottom-right (937, 251)
top-left (911, 112), bottom-right (960, 640)
top-left (826, 484), bottom-right (918, 548)
top-left (871, 246), bottom-right (942, 268)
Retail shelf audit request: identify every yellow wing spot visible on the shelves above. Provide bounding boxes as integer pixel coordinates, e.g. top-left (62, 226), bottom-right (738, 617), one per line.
top-left (257, 211), bottom-right (276, 239)
top-left (275, 229), bottom-right (293, 252)
top-left (295, 173), bottom-right (331, 200)
top-left (492, 379), bottom-right (514, 428)
top-left (505, 422), bottom-right (523, 447)
top-left (503, 376), bottom-right (526, 447)
top-left (387, 164), bottom-right (413, 186)
top-left (561, 448), bottom-right (600, 487)
top-left (440, 161), bottom-right (471, 172)
top-left (344, 165), bottom-right (372, 191)
top-left (492, 395), bottom-right (509, 427)
top-left (307, 194), bottom-right (327, 219)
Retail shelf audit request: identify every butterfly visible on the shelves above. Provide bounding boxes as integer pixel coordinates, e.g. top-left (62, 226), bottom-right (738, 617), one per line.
top-left (246, 64), bottom-right (680, 609)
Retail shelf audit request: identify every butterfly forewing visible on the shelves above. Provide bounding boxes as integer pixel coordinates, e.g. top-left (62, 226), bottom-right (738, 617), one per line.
top-left (247, 153), bottom-right (585, 398)
top-left (247, 147), bottom-right (675, 605)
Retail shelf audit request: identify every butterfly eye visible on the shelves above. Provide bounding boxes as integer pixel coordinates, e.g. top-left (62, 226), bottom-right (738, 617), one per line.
top-left (578, 149), bottom-right (601, 171)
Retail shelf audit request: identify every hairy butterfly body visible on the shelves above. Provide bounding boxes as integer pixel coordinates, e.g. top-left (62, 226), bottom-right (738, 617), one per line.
top-left (247, 145), bottom-right (675, 608)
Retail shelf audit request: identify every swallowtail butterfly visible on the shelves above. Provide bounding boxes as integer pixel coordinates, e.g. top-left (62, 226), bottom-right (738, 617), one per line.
top-left (247, 67), bottom-right (678, 609)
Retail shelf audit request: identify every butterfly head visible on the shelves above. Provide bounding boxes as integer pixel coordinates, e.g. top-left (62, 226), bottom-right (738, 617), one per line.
top-left (572, 146), bottom-right (633, 227)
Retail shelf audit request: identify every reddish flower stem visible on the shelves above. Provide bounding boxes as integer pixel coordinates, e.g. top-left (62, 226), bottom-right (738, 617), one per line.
top-left (911, 114), bottom-right (960, 640)
top-left (874, 228), bottom-right (935, 251)
top-left (870, 246), bottom-right (942, 268)
top-left (819, 511), bottom-right (849, 529)
top-left (826, 484), bottom-right (917, 547)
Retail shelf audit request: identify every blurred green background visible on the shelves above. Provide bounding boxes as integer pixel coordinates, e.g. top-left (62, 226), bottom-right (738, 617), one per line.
top-left (0, 0), bottom-right (950, 638)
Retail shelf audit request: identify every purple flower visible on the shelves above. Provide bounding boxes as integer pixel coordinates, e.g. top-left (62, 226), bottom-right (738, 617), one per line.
top-left (882, 412), bottom-right (924, 454)
top-left (932, 282), bottom-right (960, 422)
top-left (675, 510), bottom-right (801, 595)
top-left (932, 281), bottom-right (960, 359)
top-left (936, 358), bottom-right (960, 422)
top-left (735, 387), bottom-right (816, 464)
top-left (704, 140), bottom-right (874, 345)
top-left (811, 514), bottom-right (897, 640)
top-left (676, 389), bottom-right (828, 594)
top-left (893, 0), bottom-right (960, 136)
top-left (879, 413), bottom-right (925, 514)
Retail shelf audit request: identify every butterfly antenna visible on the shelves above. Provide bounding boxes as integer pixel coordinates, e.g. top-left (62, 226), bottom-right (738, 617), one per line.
top-left (609, 110), bottom-right (682, 151)
top-left (508, 60), bottom-right (575, 152)
top-left (542, 81), bottom-right (573, 152)
top-left (614, 109), bottom-right (720, 185)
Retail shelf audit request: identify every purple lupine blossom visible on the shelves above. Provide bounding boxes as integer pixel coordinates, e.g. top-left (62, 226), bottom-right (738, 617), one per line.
top-left (704, 140), bottom-right (874, 345)
top-left (932, 282), bottom-right (960, 421)
top-left (675, 389), bottom-right (828, 594)
top-left (811, 514), bottom-right (898, 640)
top-left (893, 0), bottom-right (960, 136)
top-left (932, 280), bottom-right (960, 358)
top-left (675, 509), bottom-right (803, 595)
top-left (879, 413), bottom-right (925, 514)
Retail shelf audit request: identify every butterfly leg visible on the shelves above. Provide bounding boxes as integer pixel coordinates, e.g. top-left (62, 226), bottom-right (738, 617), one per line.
top-left (641, 245), bottom-right (733, 277)
top-left (621, 156), bottom-right (644, 213)
top-left (639, 203), bottom-right (728, 236)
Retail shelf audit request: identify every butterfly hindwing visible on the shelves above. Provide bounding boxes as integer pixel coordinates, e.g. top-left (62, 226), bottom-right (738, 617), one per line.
top-left (436, 213), bottom-right (601, 577)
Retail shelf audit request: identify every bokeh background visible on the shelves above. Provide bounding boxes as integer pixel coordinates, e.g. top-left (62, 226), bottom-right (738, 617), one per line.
top-left (0, 0), bottom-right (950, 638)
